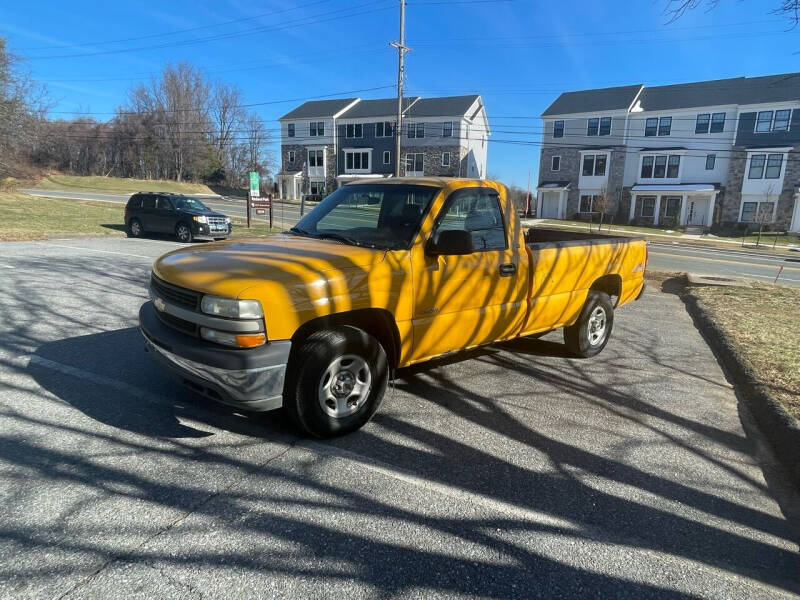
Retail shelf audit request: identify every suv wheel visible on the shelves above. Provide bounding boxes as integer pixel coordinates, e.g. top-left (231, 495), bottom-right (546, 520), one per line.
top-left (175, 222), bottom-right (193, 243)
top-left (283, 327), bottom-right (388, 438)
top-left (128, 218), bottom-right (144, 238)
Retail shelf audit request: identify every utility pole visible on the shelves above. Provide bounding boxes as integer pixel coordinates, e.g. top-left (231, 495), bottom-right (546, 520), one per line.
top-left (525, 170), bottom-right (531, 217)
top-left (391, 0), bottom-right (408, 177)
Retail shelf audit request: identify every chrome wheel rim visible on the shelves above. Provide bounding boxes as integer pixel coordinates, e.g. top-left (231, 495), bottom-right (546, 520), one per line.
top-left (177, 226), bottom-right (190, 242)
top-left (318, 354), bottom-right (372, 419)
top-left (587, 306), bottom-right (607, 346)
top-left (131, 221), bottom-right (141, 236)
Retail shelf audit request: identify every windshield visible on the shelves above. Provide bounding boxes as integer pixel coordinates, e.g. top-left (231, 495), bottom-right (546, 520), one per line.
top-left (172, 196), bottom-right (209, 211)
top-left (290, 184), bottom-right (440, 249)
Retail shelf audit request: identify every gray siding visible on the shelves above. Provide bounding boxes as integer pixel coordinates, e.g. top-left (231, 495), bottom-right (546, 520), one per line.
top-left (336, 122), bottom-right (395, 176)
top-left (735, 109), bottom-right (800, 147)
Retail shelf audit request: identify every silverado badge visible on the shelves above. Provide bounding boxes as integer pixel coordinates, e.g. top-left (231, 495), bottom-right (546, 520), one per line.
top-left (154, 296), bottom-right (166, 312)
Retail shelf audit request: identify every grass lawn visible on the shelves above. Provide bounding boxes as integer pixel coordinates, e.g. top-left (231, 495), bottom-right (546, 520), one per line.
top-left (689, 282), bottom-right (800, 420)
top-left (35, 174), bottom-right (214, 195)
top-left (702, 232), bottom-right (800, 248)
top-left (0, 192), bottom-right (127, 241)
top-left (0, 192), bottom-right (281, 241)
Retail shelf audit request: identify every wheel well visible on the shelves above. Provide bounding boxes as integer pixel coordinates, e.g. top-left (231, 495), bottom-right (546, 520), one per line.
top-left (290, 309), bottom-right (401, 370)
top-left (590, 274), bottom-right (622, 305)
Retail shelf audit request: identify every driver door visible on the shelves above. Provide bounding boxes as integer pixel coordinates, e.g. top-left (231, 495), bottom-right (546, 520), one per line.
top-left (409, 187), bottom-right (526, 362)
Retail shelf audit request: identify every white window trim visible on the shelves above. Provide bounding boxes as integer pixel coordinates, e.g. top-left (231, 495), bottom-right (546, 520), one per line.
top-left (441, 152), bottom-right (451, 167)
top-left (553, 120), bottom-right (565, 138)
top-left (586, 116), bottom-right (612, 137)
top-left (383, 150), bottom-right (391, 165)
top-left (643, 116), bottom-right (672, 137)
top-left (405, 152), bottom-right (425, 175)
top-left (551, 155), bottom-right (561, 172)
top-left (375, 122), bottom-right (394, 138)
top-left (746, 151), bottom-right (787, 180)
top-left (754, 109), bottom-right (792, 134)
top-left (580, 152), bottom-right (609, 177)
top-left (443, 121), bottom-right (454, 138)
top-left (287, 150), bottom-right (296, 163)
top-left (638, 153), bottom-right (683, 180)
top-left (739, 198), bottom-right (779, 223)
top-left (345, 123), bottom-right (364, 139)
top-left (407, 122), bottom-right (425, 139)
top-left (343, 148), bottom-right (372, 173)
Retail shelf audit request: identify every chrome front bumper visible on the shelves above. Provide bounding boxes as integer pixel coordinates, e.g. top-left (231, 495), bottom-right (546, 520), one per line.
top-left (140, 301), bottom-right (290, 412)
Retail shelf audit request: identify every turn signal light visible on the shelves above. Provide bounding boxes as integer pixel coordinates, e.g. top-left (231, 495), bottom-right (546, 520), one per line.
top-left (235, 333), bottom-right (266, 348)
top-left (200, 327), bottom-right (266, 348)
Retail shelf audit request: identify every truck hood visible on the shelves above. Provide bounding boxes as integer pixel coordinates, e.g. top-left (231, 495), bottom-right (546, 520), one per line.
top-left (153, 234), bottom-right (387, 298)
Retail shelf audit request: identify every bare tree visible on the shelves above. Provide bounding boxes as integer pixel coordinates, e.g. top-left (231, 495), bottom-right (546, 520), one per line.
top-left (665, 0), bottom-right (800, 26)
top-left (593, 186), bottom-right (613, 231)
top-left (754, 184), bottom-right (777, 247)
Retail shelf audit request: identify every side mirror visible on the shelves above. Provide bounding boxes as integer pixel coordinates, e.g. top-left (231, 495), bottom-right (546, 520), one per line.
top-left (427, 229), bottom-right (474, 256)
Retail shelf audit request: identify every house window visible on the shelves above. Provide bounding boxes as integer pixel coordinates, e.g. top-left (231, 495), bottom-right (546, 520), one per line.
top-left (587, 118), bottom-right (599, 136)
top-left (645, 118), bottom-right (658, 137)
top-left (442, 152), bottom-right (451, 167)
top-left (309, 181), bottom-right (325, 195)
top-left (344, 150), bottom-right (370, 172)
top-left (705, 154), bottom-right (715, 170)
top-left (405, 153), bottom-right (424, 173)
top-left (375, 122), bottom-right (394, 137)
top-left (443, 122), bottom-right (453, 137)
top-left (383, 150), bottom-right (390, 164)
top-left (407, 123), bottom-right (425, 138)
top-left (345, 123), bottom-right (363, 138)
top-left (287, 150), bottom-right (295, 164)
top-left (579, 195), bottom-right (597, 213)
top-left (639, 196), bottom-right (656, 218)
top-left (695, 113), bottom-right (710, 134)
top-left (599, 117), bottom-right (611, 136)
top-left (641, 154), bottom-right (680, 178)
top-left (551, 156), bottom-right (560, 171)
top-left (662, 196), bottom-right (681, 218)
top-left (748, 154), bottom-right (766, 179)
top-left (553, 120), bottom-right (564, 138)
top-left (658, 116), bottom-right (671, 136)
top-left (774, 109), bottom-right (791, 131)
top-left (753, 110), bottom-right (789, 133)
top-left (667, 155), bottom-right (680, 178)
top-left (288, 123), bottom-right (295, 137)
top-left (710, 112), bottom-right (725, 133)
top-left (765, 154), bottom-right (783, 179)
top-left (741, 200), bottom-right (775, 223)
top-left (308, 149), bottom-right (323, 168)
top-left (310, 121), bottom-right (324, 136)
top-left (582, 154), bottom-right (607, 176)
top-left (741, 201), bottom-right (757, 222)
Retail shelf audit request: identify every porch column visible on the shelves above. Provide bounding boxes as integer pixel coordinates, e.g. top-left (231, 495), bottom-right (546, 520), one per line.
top-left (559, 190), bottom-right (567, 219)
top-left (791, 189), bottom-right (800, 232)
top-left (653, 195), bottom-right (662, 226)
top-left (536, 193), bottom-right (543, 219)
top-left (679, 194), bottom-right (688, 226)
top-left (706, 193), bottom-right (716, 227)
top-left (629, 194), bottom-right (637, 222)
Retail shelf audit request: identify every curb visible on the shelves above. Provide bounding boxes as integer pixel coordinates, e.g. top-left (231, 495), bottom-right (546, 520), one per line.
top-left (679, 284), bottom-right (800, 487)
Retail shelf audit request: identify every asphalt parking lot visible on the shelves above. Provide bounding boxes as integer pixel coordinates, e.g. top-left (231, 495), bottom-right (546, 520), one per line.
top-left (0, 236), bottom-right (798, 599)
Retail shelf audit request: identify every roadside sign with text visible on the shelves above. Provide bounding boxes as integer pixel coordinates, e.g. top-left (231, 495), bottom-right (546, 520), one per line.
top-left (249, 171), bottom-right (260, 198)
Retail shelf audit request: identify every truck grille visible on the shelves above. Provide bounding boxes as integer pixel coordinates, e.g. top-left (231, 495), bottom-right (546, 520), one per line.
top-left (208, 216), bottom-right (228, 230)
top-left (156, 310), bottom-right (198, 337)
top-left (150, 274), bottom-right (200, 311)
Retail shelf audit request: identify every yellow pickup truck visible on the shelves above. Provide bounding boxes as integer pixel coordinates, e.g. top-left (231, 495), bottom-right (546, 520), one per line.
top-left (140, 178), bottom-right (647, 437)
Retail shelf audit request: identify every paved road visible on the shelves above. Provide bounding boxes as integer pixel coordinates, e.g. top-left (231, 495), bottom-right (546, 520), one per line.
top-left (648, 242), bottom-right (800, 287)
top-left (20, 188), bottom-right (306, 227)
top-left (0, 236), bottom-right (798, 599)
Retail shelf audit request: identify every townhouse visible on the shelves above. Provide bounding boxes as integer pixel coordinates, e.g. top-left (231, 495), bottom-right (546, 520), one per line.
top-left (537, 73), bottom-right (800, 232)
top-left (277, 94), bottom-right (489, 199)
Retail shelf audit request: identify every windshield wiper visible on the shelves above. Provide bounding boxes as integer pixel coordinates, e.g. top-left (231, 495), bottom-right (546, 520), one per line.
top-left (316, 232), bottom-right (360, 246)
top-left (287, 226), bottom-right (315, 237)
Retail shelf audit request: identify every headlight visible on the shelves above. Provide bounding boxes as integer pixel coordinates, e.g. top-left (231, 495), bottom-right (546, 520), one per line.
top-left (200, 295), bottom-right (263, 319)
top-left (193, 215), bottom-right (208, 223)
top-left (225, 217), bottom-right (231, 224)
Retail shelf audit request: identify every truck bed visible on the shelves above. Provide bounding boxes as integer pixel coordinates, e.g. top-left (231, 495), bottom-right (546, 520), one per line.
top-left (524, 227), bottom-right (641, 248)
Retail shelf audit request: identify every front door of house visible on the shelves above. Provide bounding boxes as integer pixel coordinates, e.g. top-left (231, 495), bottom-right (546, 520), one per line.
top-left (541, 192), bottom-right (560, 219)
top-left (687, 198), bottom-right (708, 226)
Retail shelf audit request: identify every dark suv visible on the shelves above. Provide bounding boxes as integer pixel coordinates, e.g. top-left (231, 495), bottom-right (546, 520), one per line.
top-left (124, 192), bottom-right (232, 243)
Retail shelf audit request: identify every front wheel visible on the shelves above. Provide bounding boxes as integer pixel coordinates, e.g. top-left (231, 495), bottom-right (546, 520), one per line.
top-left (175, 222), bottom-right (193, 243)
top-left (283, 327), bottom-right (388, 438)
top-left (563, 291), bottom-right (614, 358)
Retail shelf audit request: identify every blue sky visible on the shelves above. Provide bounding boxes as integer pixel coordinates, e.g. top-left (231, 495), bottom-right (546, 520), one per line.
top-left (1, 0), bottom-right (798, 186)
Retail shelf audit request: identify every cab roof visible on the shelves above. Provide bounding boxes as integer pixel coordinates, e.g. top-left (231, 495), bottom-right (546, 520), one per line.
top-left (345, 177), bottom-right (500, 188)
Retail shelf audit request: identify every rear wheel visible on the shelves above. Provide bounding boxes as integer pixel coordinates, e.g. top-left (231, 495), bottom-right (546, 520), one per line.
top-left (127, 218), bottom-right (144, 238)
top-left (175, 222), bottom-right (193, 243)
top-left (283, 327), bottom-right (388, 438)
top-left (563, 291), bottom-right (614, 358)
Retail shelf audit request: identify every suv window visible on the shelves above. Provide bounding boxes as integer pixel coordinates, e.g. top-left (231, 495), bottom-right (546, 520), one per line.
top-left (141, 195), bottom-right (156, 209)
top-left (434, 189), bottom-right (507, 251)
top-left (128, 195), bottom-right (143, 209)
top-left (156, 196), bottom-right (173, 210)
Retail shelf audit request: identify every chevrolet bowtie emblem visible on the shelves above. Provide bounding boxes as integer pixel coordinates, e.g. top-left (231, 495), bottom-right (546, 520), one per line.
top-left (154, 297), bottom-right (166, 312)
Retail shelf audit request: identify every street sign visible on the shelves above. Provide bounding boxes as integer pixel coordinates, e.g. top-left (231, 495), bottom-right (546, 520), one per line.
top-left (249, 171), bottom-right (260, 198)
top-left (250, 198), bottom-right (271, 210)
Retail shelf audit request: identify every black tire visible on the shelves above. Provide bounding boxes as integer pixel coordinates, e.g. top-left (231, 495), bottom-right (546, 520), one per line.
top-left (283, 326), bottom-right (388, 438)
top-left (127, 218), bottom-right (144, 238)
top-left (563, 291), bottom-right (614, 358)
top-left (175, 222), bottom-right (193, 243)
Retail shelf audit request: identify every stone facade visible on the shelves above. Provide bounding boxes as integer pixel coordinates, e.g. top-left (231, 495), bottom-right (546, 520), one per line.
top-left (722, 145), bottom-right (799, 230)
top-left (398, 144), bottom-right (462, 177)
top-left (281, 143), bottom-right (337, 195)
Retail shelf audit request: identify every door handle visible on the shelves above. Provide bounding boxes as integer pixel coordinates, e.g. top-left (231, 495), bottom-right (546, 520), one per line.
top-left (499, 263), bottom-right (517, 277)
